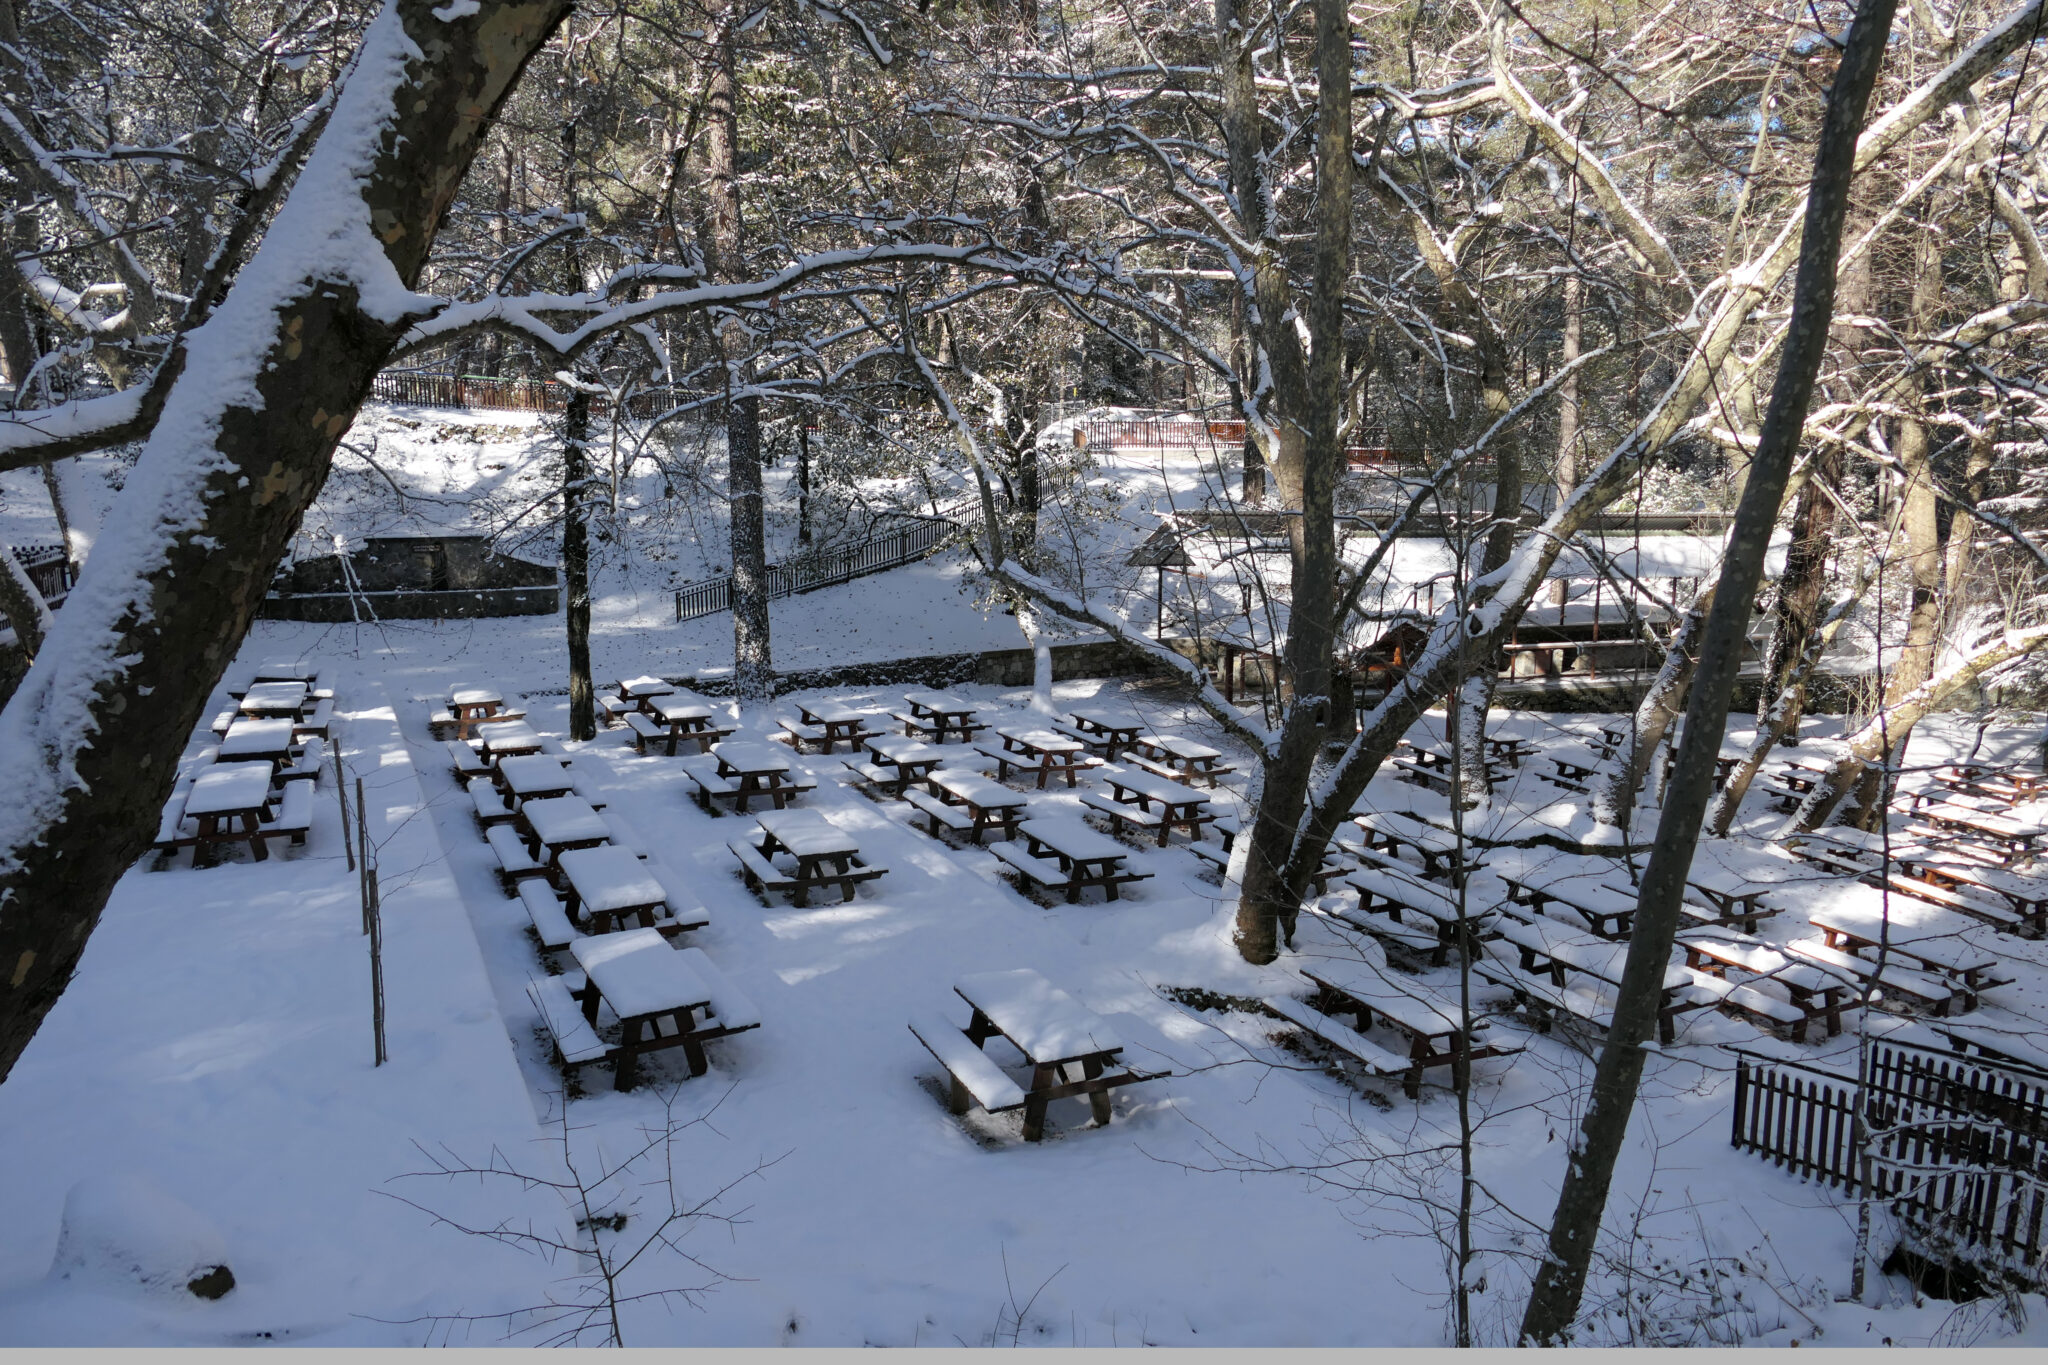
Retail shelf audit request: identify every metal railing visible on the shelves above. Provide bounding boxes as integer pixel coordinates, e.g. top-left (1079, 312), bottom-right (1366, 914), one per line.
top-left (673, 515), bottom-right (963, 623)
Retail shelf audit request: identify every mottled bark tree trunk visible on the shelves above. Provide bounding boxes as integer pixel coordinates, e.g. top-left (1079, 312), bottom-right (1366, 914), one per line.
top-left (708, 12), bottom-right (772, 705)
top-left (0, 0), bottom-right (573, 1083)
top-left (563, 385), bottom-right (596, 741)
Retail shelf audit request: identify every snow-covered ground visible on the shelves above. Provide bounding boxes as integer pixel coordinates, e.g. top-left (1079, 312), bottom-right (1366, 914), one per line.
top-left (3, 404), bottom-right (2047, 1346)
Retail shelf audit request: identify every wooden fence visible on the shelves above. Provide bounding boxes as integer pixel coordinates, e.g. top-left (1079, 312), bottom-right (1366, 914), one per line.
top-left (674, 516), bottom-right (958, 622)
top-left (1733, 1047), bottom-right (2048, 1268)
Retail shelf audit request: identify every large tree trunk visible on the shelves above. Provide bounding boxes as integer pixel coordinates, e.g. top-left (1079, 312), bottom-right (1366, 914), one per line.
top-left (1597, 578), bottom-right (1717, 829)
top-left (707, 10), bottom-right (772, 706)
top-left (1519, 0), bottom-right (1899, 1338)
top-left (0, 0), bottom-right (572, 1084)
top-left (563, 385), bottom-right (596, 741)
top-left (1755, 447), bottom-right (1840, 745)
top-left (1229, 0), bottom-right (1348, 963)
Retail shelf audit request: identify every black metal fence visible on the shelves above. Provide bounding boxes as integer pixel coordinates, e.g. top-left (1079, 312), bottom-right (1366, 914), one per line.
top-left (673, 516), bottom-right (959, 623)
top-left (1733, 1046), bottom-right (2048, 1268)
top-left (11, 544), bottom-right (72, 606)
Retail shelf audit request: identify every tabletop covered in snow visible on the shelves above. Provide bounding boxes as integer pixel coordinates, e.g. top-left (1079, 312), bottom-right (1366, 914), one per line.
top-left (558, 846), bottom-right (667, 915)
top-left (955, 968), bottom-right (1121, 1063)
top-left (573, 928), bottom-right (711, 1020)
top-left (184, 762), bottom-right (276, 816)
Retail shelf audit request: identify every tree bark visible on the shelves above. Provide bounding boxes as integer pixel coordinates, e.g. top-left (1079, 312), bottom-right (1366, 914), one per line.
top-left (0, 0), bottom-right (573, 1084)
top-left (563, 385), bottom-right (596, 741)
top-left (1519, 0), bottom-right (1901, 1339)
top-left (1229, 0), bottom-right (1348, 963)
top-left (1597, 579), bottom-right (1716, 829)
top-left (707, 9), bottom-right (772, 706)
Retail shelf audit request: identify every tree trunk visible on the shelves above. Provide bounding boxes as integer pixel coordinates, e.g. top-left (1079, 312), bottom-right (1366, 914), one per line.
top-left (1519, 0), bottom-right (1900, 1338)
top-left (563, 385), bottom-right (596, 741)
top-left (1229, 0), bottom-right (1348, 963)
top-left (796, 420), bottom-right (812, 547)
top-left (1596, 579), bottom-right (1716, 829)
top-left (1549, 273), bottom-right (1582, 609)
top-left (0, 0), bottom-right (573, 1084)
top-left (1756, 447), bottom-right (1839, 745)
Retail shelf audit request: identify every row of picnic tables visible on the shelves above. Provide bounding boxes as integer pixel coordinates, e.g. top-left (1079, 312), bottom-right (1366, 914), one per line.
top-left (157, 659), bottom-right (333, 866)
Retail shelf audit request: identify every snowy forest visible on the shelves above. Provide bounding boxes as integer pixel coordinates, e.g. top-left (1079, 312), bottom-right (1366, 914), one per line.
top-left (3, 0), bottom-right (2048, 1347)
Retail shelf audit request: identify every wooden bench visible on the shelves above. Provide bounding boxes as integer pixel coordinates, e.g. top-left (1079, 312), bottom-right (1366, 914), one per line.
top-left (903, 788), bottom-right (975, 836)
top-left (519, 881), bottom-right (580, 952)
top-left (152, 778), bottom-right (195, 855)
top-left (447, 739), bottom-right (491, 780)
top-left (527, 974), bottom-right (613, 1069)
top-left (279, 736), bottom-right (326, 785)
top-left (622, 712), bottom-right (673, 753)
top-left (264, 780), bottom-right (314, 846)
top-left (1783, 939), bottom-right (1955, 1015)
top-left (1473, 959), bottom-right (1615, 1033)
top-left (1263, 994), bottom-right (1409, 1080)
top-left (909, 1013), bottom-right (1028, 1115)
top-left (1345, 864), bottom-right (1482, 966)
top-left (467, 778), bottom-right (517, 829)
top-left (292, 698), bottom-right (334, 741)
top-left (486, 823), bottom-right (548, 888)
top-left (1679, 966), bottom-right (1811, 1033)
top-left (728, 838), bottom-right (799, 899)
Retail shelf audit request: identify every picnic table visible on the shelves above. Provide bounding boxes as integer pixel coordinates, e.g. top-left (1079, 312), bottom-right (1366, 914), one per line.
top-left (1485, 736), bottom-right (1541, 768)
top-left (1126, 733), bottom-right (1234, 788)
top-left (1296, 957), bottom-right (1521, 1097)
top-left (680, 740), bottom-right (812, 814)
top-left (1486, 913), bottom-right (1705, 1043)
top-left (557, 845), bottom-right (671, 934)
top-left (993, 815), bottom-right (1152, 903)
top-left (847, 734), bottom-right (949, 797)
top-left (904, 768), bottom-right (1028, 844)
top-left (1353, 811), bottom-right (1484, 883)
top-left (897, 690), bottom-right (988, 744)
top-left (218, 716), bottom-right (298, 768)
top-left (566, 929), bottom-right (759, 1089)
top-left (475, 719), bottom-right (546, 761)
top-left (1888, 850), bottom-right (2048, 937)
top-left (1500, 872), bottom-right (1639, 940)
top-left (1679, 868), bottom-right (1788, 933)
top-left (495, 753), bottom-right (578, 804)
top-left (1081, 766), bottom-right (1214, 847)
top-left (1807, 900), bottom-right (2011, 1007)
top-left (782, 701), bottom-right (875, 754)
top-left (1675, 927), bottom-right (1852, 1041)
top-left (731, 808), bottom-right (886, 907)
top-left (624, 692), bottom-right (730, 756)
top-left (440, 685), bottom-right (507, 740)
top-left (932, 967), bottom-right (1165, 1141)
top-left (183, 762), bottom-right (279, 865)
top-left (977, 726), bottom-right (1096, 790)
top-left (1059, 707), bottom-right (1145, 760)
top-left (251, 659), bottom-right (320, 684)
top-left (1338, 860), bottom-right (1486, 965)
top-left (615, 675), bottom-right (676, 705)
top-left (237, 680), bottom-right (308, 718)
top-left (1911, 803), bottom-right (2048, 862)
top-left (520, 795), bottom-right (613, 867)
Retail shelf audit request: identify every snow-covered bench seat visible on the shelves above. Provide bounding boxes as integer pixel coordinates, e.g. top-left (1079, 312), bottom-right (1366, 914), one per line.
top-left (1783, 939), bottom-right (1957, 1015)
top-left (519, 881), bottom-right (580, 952)
top-left (598, 693), bottom-right (634, 727)
top-left (1473, 959), bottom-right (1616, 1033)
top-left (279, 736), bottom-right (325, 785)
top-left (447, 739), bottom-right (491, 780)
top-left (526, 975), bottom-right (612, 1068)
top-left (678, 947), bottom-right (762, 1034)
top-left (427, 707), bottom-right (458, 739)
top-left (1263, 994), bottom-right (1409, 1078)
top-left (262, 779), bottom-right (314, 846)
top-left (152, 778), bottom-right (196, 854)
top-left (292, 697), bottom-right (334, 740)
top-left (208, 708), bottom-right (237, 737)
top-left (622, 712), bottom-right (669, 753)
top-left (486, 823), bottom-right (547, 886)
top-left (467, 778), bottom-right (516, 829)
top-left (909, 1012), bottom-right (1027, 1115)
top-left (1677, 966), bottom-right (1810, 1034)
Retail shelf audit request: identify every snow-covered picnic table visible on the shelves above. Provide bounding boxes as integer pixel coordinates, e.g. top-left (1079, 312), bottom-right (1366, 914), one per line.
top-left (475, 719), bottom-right (545, 759)
top-left (1805, 895), bottom-right (2011, 1005)
top-left (623, 691), bottom-right (730, 755)
top-left (1352, 810), bottom-right (1485, 882)
top-left (1058, 707), bottom-right (1144, 759)
top-left (1911, 802), bottom-right (2048, 862)
top-left (978, 725), bottom-right (1097, 790)
top-left (1675, 926), bottom-right (1851, 1040)
top-left (1499, 868), bottom-right (1641, 941)
top-left (787, 700), bottom-right (875, 754)
top-left (1291, 955), bottom-right (1521, 1097)
top-left (520, 795), bottom-right (611, 864)
top-left (237, 680), bottom-right (308, 717)
top-left (1127, 733), bottom-right (1234, 788)
top-left (992, 815), bottom-right (1152, 903)
top-left (679, 739), bottom-right (814, 815)
top-left (251, 659), bottom-right (320, 684)
top-left (730, 808), bottom-right (888, 907)
top-left (557, 845), bottom-right (669, 934)
top-left (615, 675), bottom-right (675, 702)
top-left (183, 762), bottom-right (279, 865)
top-left (897, 690), bottom-right (989, 744)
top-left (905, 768), bottom-right (1028, 844)
top-left (1486, 909), bottom-right (1706, 1042)
top-left (1084, 765), bottom-right (1214, 847)
top-left (561, 929), bottom-right (760, 1090)
top-left (496, 753), bottom-right (577, 802)
top-left (927, 967), bottom-right (1163, 1141)
top-left (848, 734), bottom-right (948, 796)
top-left (219, 716), bottom-right (297, 766)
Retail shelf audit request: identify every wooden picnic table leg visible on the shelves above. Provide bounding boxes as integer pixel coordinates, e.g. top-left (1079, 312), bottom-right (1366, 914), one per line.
top-left (1022, 1063), bottom-right (1055, 1141)
top-left (1403, 1035), bottom-right (1428, 1100)
top-left (243, 812), bottom-right (269, 861)
top-left (946, 1074), bottom-right (973, 1115)
top-left (1082, 1056), bottom-right (1114, 1125)
top-left (615, 1018), bottom-right (645, 1091)
top-left (680, 1015), bottom-right (710, 1077)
